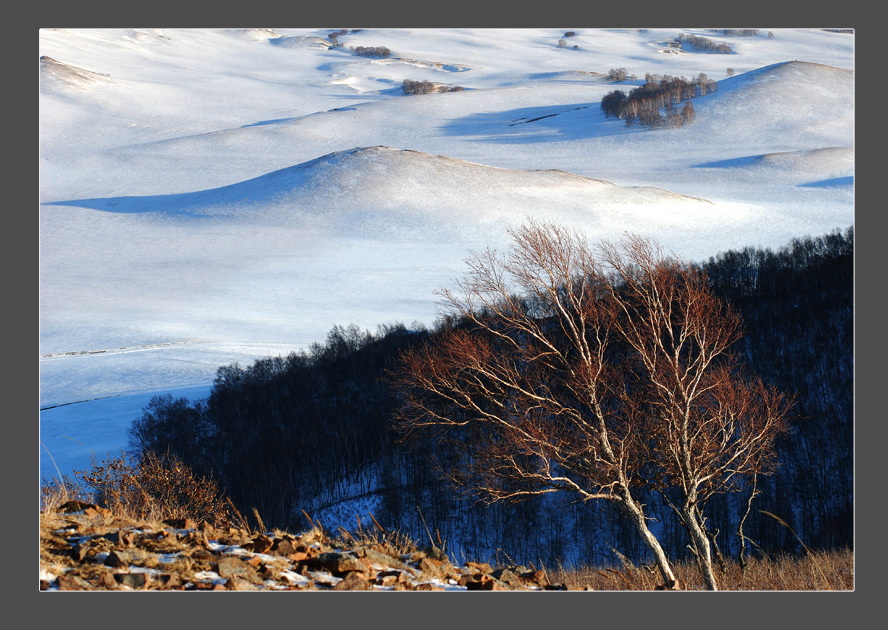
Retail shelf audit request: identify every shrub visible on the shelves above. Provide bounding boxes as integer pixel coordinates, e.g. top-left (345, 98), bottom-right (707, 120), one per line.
top-left (354, 45), bottom-right (391, 58)
top-left (402, 79), bottom-right (437, 95)
top-left (73, 451), bottom-right (233, 526)
top-left (402, 79), bottom-right (464, 95)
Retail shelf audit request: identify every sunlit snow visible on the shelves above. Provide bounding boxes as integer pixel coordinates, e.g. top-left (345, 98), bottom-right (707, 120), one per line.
top-left (39, 27), bottom-right (853, 484)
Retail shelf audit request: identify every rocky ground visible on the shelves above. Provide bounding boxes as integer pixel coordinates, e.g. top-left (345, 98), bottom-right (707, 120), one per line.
top-left (39, 501), bottom-right (572, 591)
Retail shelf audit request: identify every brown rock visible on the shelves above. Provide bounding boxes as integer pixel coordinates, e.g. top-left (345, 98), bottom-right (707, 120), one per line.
top-left (310, 551), bottom-right (366, 575)
top-left (521, 569), bottom-right (549, 587)
top-left (96, 572), bottom-right (120, 589)
top-left (246, 555), bottom-right (265, 568)
top-left (104, 550), bottom-right (126, 568)
top-left (333, 572), bottom-right (371, 591)
top-left (492, 568), bottom-right (522, 588)
top-left (217, 556), bottom-right (256, 579)
top-left (474, 578), bottom-right (512, 591)
top-left (70, 542), bottom-right (89, 562)
top-left (189, 547), bottom-right (219, 563)
top-left (227, 576), bottom-right (261, 591)
top-left (415, 582), bottom-right (446, 591)
top-left (462, 574), bottom-right (493, 589)
top-left (57, 574), bottom-right (100, 590)
top-left (184, 529), bottom-right (210, 548)
top-left (419, 557), bottom-right (446, 580)
top-left (362, 548), bottom-right (407, 570)
top-left (244, 534), bottom-right (274, 554)
top-left (157, 574), bottom-right (182, 589)
top-left (114, 573), bottom-right (148, 589)
top-left (464, 561), bottom-right (494, 574)
top-left (83, 506), bottom-right (113, 519)
top-left (102, 530), bottom-right (135, 547)
top-left (270, 538), bottom-right (296, 556)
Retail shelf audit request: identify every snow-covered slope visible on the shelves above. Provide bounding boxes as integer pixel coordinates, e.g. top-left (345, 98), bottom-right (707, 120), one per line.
top-left (39, 28), bottom-right (854, 482)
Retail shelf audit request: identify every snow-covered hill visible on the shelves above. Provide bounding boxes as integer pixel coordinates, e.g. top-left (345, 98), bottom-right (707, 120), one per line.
top-left (39, 28), bottom-right (853, 483)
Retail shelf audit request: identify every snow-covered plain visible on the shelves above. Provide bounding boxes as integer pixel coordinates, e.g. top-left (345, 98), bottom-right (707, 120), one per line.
top-left (39, 27), bottom-right (853, 484)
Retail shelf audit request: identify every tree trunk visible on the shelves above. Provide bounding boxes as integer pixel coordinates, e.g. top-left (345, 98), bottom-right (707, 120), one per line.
top-left (620, 496), bottom-right (680, 590)
top-left (685, 506), bottom-right (720, 591)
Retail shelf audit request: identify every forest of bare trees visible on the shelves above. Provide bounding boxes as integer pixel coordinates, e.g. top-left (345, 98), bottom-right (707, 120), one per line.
top-left (126, 225), bottom-right (853, 583)
top-left (601, 74), bottom-right (715, 128)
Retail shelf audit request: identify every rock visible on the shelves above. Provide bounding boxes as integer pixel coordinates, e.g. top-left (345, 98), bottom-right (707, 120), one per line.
top-left (157, 573), bottom-right (182, 589)
top-left (227, 576), bottom-right (261, 591)
top-left (333, 572), bottom-right (371, 591)
top-left (491, 568), bottom-right (522, 588)
top-left (217, 556), bottom-right (256, 579)
top-left (114, 573), bottom-right (148, 589)
top-left (70, 542), bottom-right (89, 562)
top-left (464, 561), bottom-right (494, 574)
top-left (189, 547), bottom-right (219, 563)
top-left (419, 557), bottom-right (446, 580)
top-left (462, 574), bottom-right (492, 589)
top-left (362, 548), bottom-right (407, 570)
top-left (83, 505), bottom-right (113, 519)
top-left (310, 551), bottom-right (366, 575)
top-left (102, 530), bottom-right (135, 547)
top-left (104, 550), bottom-right (126, 568)
top-left (57, 574), bottom-right (100, 590)
top-left (270, 538), bottom-right (296, 556)
top-left (520, 569), bottom-right (549, 587)
top-left (244, 534), bottom-right (274, 554)
top-left (183, 529), bottom-right (210, 548)
top-left (96, 572), bottom-right (120, 589)
top-left (376, 571), bottom-right (409, 587)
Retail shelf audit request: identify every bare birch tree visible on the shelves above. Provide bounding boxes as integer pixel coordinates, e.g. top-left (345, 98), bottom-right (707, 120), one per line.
top-left (392, 221), bottom-right (793, 590)
top-left (600, 236), bottom-right (794, 589)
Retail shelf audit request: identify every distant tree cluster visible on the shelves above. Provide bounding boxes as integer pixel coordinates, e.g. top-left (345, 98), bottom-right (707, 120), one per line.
top-left (402, 79), bottom-right (464, 95)
top-left (677, 33), bottom-right (733, 53)
top-left (714, 29), bottom-right (759, 36)
top-left (606, 67), bottom-right (629, 82)
top-left (601, 73), bottom-right (716, 128)
top-left (353, 45), bottom-right (392, 58)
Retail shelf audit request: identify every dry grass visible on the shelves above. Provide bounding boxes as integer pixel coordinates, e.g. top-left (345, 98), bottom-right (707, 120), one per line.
top-left (550, 548), bottom-right (854, 591)
top-left (40, 455), bottom-right (852, 592)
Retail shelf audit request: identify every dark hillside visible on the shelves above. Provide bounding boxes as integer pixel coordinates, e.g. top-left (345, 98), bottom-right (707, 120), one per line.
top-left (127, 228), bottom-right (853, 568)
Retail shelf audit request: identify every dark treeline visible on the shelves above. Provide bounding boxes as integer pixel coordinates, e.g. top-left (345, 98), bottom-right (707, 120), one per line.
top-left (129, 227), bottom-right (852, 568)
top-left (699, 227), bottom-right (854, 554)
top-left (601, 73), bottom-right (716, 129)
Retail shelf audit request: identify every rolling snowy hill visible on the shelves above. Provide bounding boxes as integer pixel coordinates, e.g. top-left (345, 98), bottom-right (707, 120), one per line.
top-left (39, 28), bottom-right (853, 483)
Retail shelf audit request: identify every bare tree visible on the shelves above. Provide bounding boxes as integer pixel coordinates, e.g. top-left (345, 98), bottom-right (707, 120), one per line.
top-left (600, 236), bottom-right (794, 589)
top-left (393, 221), bottom-right (793, 590)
